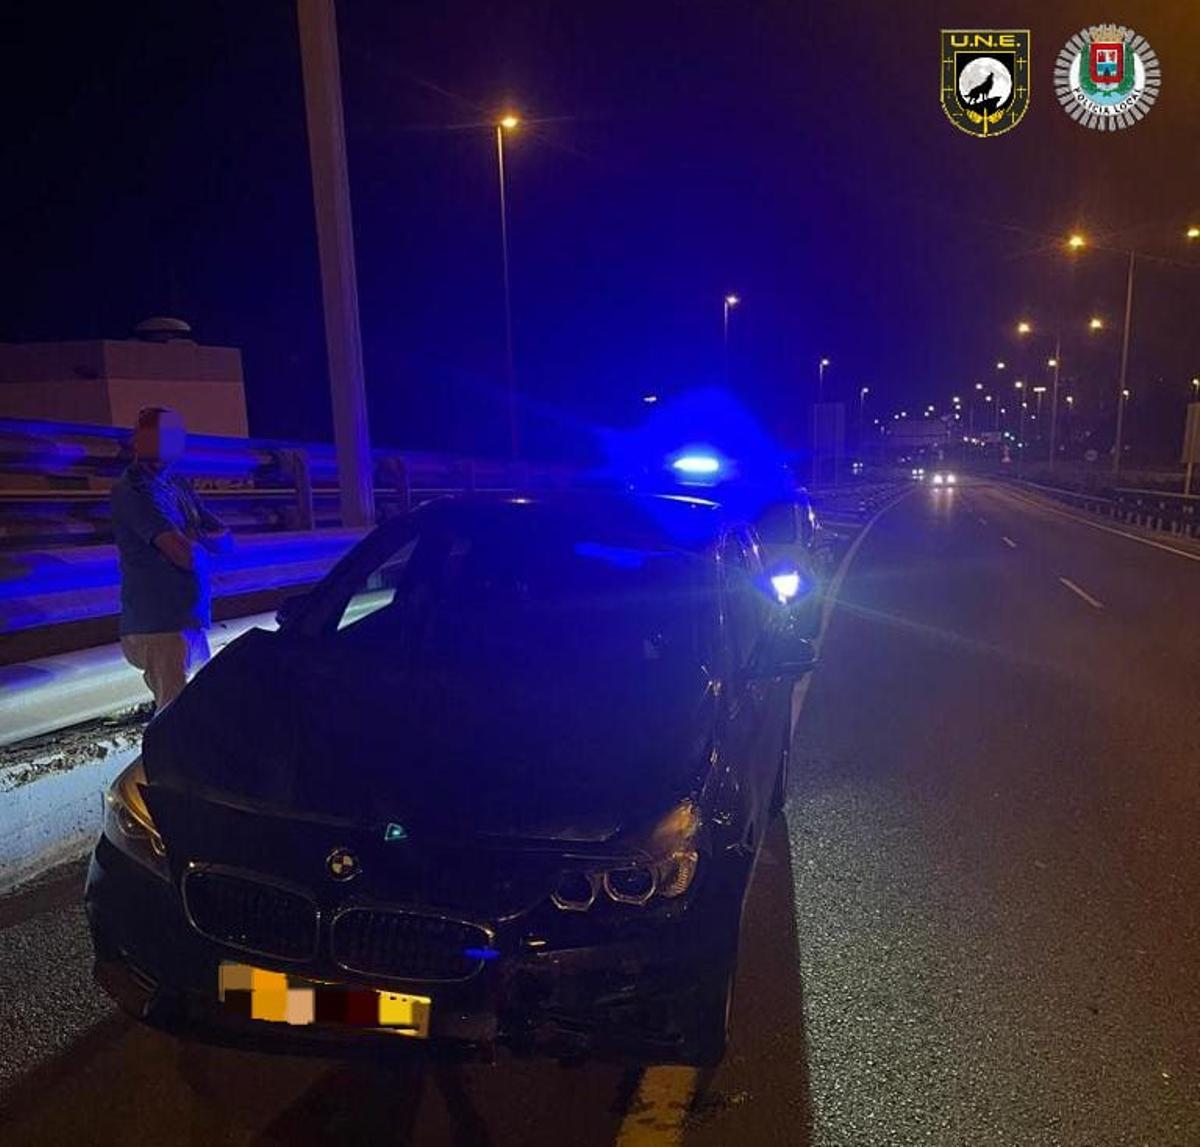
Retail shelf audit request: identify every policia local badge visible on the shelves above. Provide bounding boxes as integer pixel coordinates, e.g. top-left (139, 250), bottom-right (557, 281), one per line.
top-left (941, 30), bottom-right (1030, 138)
top-left (1055, 25), bottom-right (1160, 130)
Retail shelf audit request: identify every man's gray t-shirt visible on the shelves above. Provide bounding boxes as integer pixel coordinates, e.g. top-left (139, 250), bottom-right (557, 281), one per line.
top-left (111, 463), bottom-right (217, 635)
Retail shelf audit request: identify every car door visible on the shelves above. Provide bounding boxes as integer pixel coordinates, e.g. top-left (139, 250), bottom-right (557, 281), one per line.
top-left (716, 527), bottom-right (787, 842)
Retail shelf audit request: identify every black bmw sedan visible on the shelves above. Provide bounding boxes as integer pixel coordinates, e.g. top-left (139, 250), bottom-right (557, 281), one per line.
top-left (85, 491), bottom-right (815, 1066)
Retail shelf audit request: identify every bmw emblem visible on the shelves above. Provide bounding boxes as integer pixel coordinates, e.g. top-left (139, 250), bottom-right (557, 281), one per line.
top-left (326, 846), bottom-right (361, 882)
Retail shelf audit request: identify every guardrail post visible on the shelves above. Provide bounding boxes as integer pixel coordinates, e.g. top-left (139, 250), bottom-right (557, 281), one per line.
top-left (381, 456), bottom-right (410, 514)
top-left (278, 449), bottom-right (315, 531)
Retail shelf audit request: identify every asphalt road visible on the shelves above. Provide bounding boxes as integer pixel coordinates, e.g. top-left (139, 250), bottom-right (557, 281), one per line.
top-left (2, 479), bottom-right (1197, 1145)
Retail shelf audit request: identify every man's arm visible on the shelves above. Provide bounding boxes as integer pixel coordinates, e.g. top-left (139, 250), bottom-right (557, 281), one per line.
top-left (186, 485), bottom-right (233, 554)
top-left (113, 480), bottom-right (207, 571)
top-left (153, 529), bottom-right (200, 570)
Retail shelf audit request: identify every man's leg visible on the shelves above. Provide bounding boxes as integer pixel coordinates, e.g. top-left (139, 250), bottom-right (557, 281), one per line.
top-left (127, 633), bottom-right (189, 710)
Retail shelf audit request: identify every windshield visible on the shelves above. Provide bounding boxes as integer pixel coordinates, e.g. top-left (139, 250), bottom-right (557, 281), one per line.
top-left (320, 510), bottom-right (717, 680)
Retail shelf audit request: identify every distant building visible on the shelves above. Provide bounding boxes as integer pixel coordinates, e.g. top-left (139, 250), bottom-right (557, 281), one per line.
top-left (0, 318), bottom-right (249, 436)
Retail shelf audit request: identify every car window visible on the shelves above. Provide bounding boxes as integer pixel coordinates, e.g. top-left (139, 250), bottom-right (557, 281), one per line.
top-left (324, 515), bottom-right (717, 680)
top-left (336, 538), bottom-right (418, 630)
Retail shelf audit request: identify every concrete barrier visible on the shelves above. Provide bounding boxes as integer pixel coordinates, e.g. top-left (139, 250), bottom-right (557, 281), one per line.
top-left (0, 609), bottom-right (279, 748)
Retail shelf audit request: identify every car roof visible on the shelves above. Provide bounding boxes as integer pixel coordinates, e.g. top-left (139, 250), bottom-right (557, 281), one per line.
top-left (407, 490), bottom-right (737, 554)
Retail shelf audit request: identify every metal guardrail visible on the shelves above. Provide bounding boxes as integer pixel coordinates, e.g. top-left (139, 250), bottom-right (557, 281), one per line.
top-left (1011, 479), bottom-right (1200, 539)
top-left (0, 417), bottom-right (574, 548)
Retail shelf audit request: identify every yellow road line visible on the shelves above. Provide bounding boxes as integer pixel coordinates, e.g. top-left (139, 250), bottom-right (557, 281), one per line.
top-left (615, 1066), bottom-right (698, 1147)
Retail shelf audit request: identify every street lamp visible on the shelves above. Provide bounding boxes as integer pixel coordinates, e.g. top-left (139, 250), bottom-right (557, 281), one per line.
top-left (1016, 318), bottom-right (1063, 466)
top-left (1188, 226), bottom-right (1200, 240)
top-left (859, 385), bottom-right (870, 427)
top-left (1066, 232), bottom-right (1137, 477)
top-left (996, 361), bottom-right (1007, 370)
top-left (818, 356), bottom-right (831, 399)
top-left (1089, 316), bottom-right (1104, 330)
top-left (1067, 233), bottom-right (1086, 250)
top-left (496, 112), bottom-right (520, 456)
top-left (723, 292), bottom-right (740, 354)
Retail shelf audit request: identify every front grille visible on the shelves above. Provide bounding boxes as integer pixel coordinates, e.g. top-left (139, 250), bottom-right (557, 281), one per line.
top-left (184, 868), bottom-right (318, 961)
top-left (331, 908), bottom-right (490, 982)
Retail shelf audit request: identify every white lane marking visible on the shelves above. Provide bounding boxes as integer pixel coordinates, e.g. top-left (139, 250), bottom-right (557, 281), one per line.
top-left (616, 485), bottom-right (912, 1146)
top-left (1002, 536), bottom-right (1017, 549)
top-left (1058, 577), bottom-right (1104, 610)
top-left (998, 486), bottom-right (1200, 564)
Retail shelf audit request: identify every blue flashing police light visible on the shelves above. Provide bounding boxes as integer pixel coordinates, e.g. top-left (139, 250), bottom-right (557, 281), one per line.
top-left (670, 452), bottom-right (722, 477)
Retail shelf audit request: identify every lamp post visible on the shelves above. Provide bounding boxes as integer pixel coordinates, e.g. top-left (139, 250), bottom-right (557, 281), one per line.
top-left (859, 386), bottom-right (869, 442)
top-left (723, 294), bottom-right (740, 377)
top-left (818, 357), bottom-right (831, 399)
top-left (1016, 320), bottom-right (1064, 467)
top-left (296, 0), bottom-right (374, 526)
top-left (495, 113), bottom-right (521, 457)
top-left (1066, 234), bottom-right (1137, 478)
top-left (1015, 380), bottom-right (1027, 474)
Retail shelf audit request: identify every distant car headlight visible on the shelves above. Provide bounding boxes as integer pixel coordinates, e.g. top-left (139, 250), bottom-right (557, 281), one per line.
top-left (931, 472), bottom-right (944, 485)
top-left (102, 757), bottom-right (169, 879)
top-left (550, 800), bottom-right (702, 911)
top-left (946, 472), bottom-right (957, 485)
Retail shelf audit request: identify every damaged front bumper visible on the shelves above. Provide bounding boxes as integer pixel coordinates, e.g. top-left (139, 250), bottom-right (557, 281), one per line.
top-left (85, 834), bottom-right (734, 1065)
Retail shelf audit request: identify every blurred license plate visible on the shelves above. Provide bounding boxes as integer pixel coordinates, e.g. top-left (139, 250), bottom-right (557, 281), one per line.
top-left (218, 961), bottom-right (431, 1037)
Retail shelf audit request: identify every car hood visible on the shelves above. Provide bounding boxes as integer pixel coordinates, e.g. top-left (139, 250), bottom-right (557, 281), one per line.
top-left (142, 627), bottom-right (716, 844)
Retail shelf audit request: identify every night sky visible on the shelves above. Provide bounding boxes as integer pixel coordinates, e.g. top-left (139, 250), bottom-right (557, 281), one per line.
top-left (2, 1), bottom-right (1197, 461)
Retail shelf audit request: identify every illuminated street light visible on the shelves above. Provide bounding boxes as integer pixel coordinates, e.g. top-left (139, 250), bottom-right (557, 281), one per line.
top-left (1047, 357), bottom-right (1058, 367)
top-left (642, 394), bottom-right (658, 404)
top-left (1188, 225), bottom-right (1200, 240)
top-left (722, 294), bottom-right (740, 376)
top-left (1017, 320), bottom-right (1033, 334)
top-left (495, 111), bottom-right (521, 455)
top-left (975, 382), bottom-right (984, 391)
top-left (1067, 233), bottom-right (1086, 250)
top-left (1089, 316), bottom-right (1104, 330)
top-left (1066, 395), bottom-right (1075, 406)
top-left (996, 361), bottom-right (1006, 370)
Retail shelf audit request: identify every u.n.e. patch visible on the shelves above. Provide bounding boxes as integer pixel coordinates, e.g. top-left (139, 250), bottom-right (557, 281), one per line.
top-left (941, 30), bottom-right (1030, 138)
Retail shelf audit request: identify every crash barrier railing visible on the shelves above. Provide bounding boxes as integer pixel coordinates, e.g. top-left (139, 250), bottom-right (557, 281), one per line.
top-left (1009, 479), bottom-right (1200, 539)
top-left (0, 528), bottom-right (364, 635)
top-left (0, 417), bottom-right (575, 549)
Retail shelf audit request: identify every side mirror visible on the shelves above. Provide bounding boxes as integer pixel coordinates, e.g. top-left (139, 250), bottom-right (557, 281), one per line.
top-left (275, 591), bottom-right (310, 628)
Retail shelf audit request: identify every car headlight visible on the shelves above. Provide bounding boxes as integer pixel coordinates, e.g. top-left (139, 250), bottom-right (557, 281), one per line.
top-left (550, 800), bottom-right (702, 911)
top-left (931, 472), bottom-right (944, 485)
top-left (103, 757), bottom-right (169, 879)
top-left (946, 472), bottom-right (957, 485)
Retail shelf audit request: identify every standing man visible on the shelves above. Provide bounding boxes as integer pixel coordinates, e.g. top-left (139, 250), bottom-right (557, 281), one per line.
top-left (111, 407), bottom-right (231, 710)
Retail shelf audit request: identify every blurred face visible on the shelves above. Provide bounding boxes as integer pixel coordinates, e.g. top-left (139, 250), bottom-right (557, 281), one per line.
top-left (134, 409), bottom-right (186, 466)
